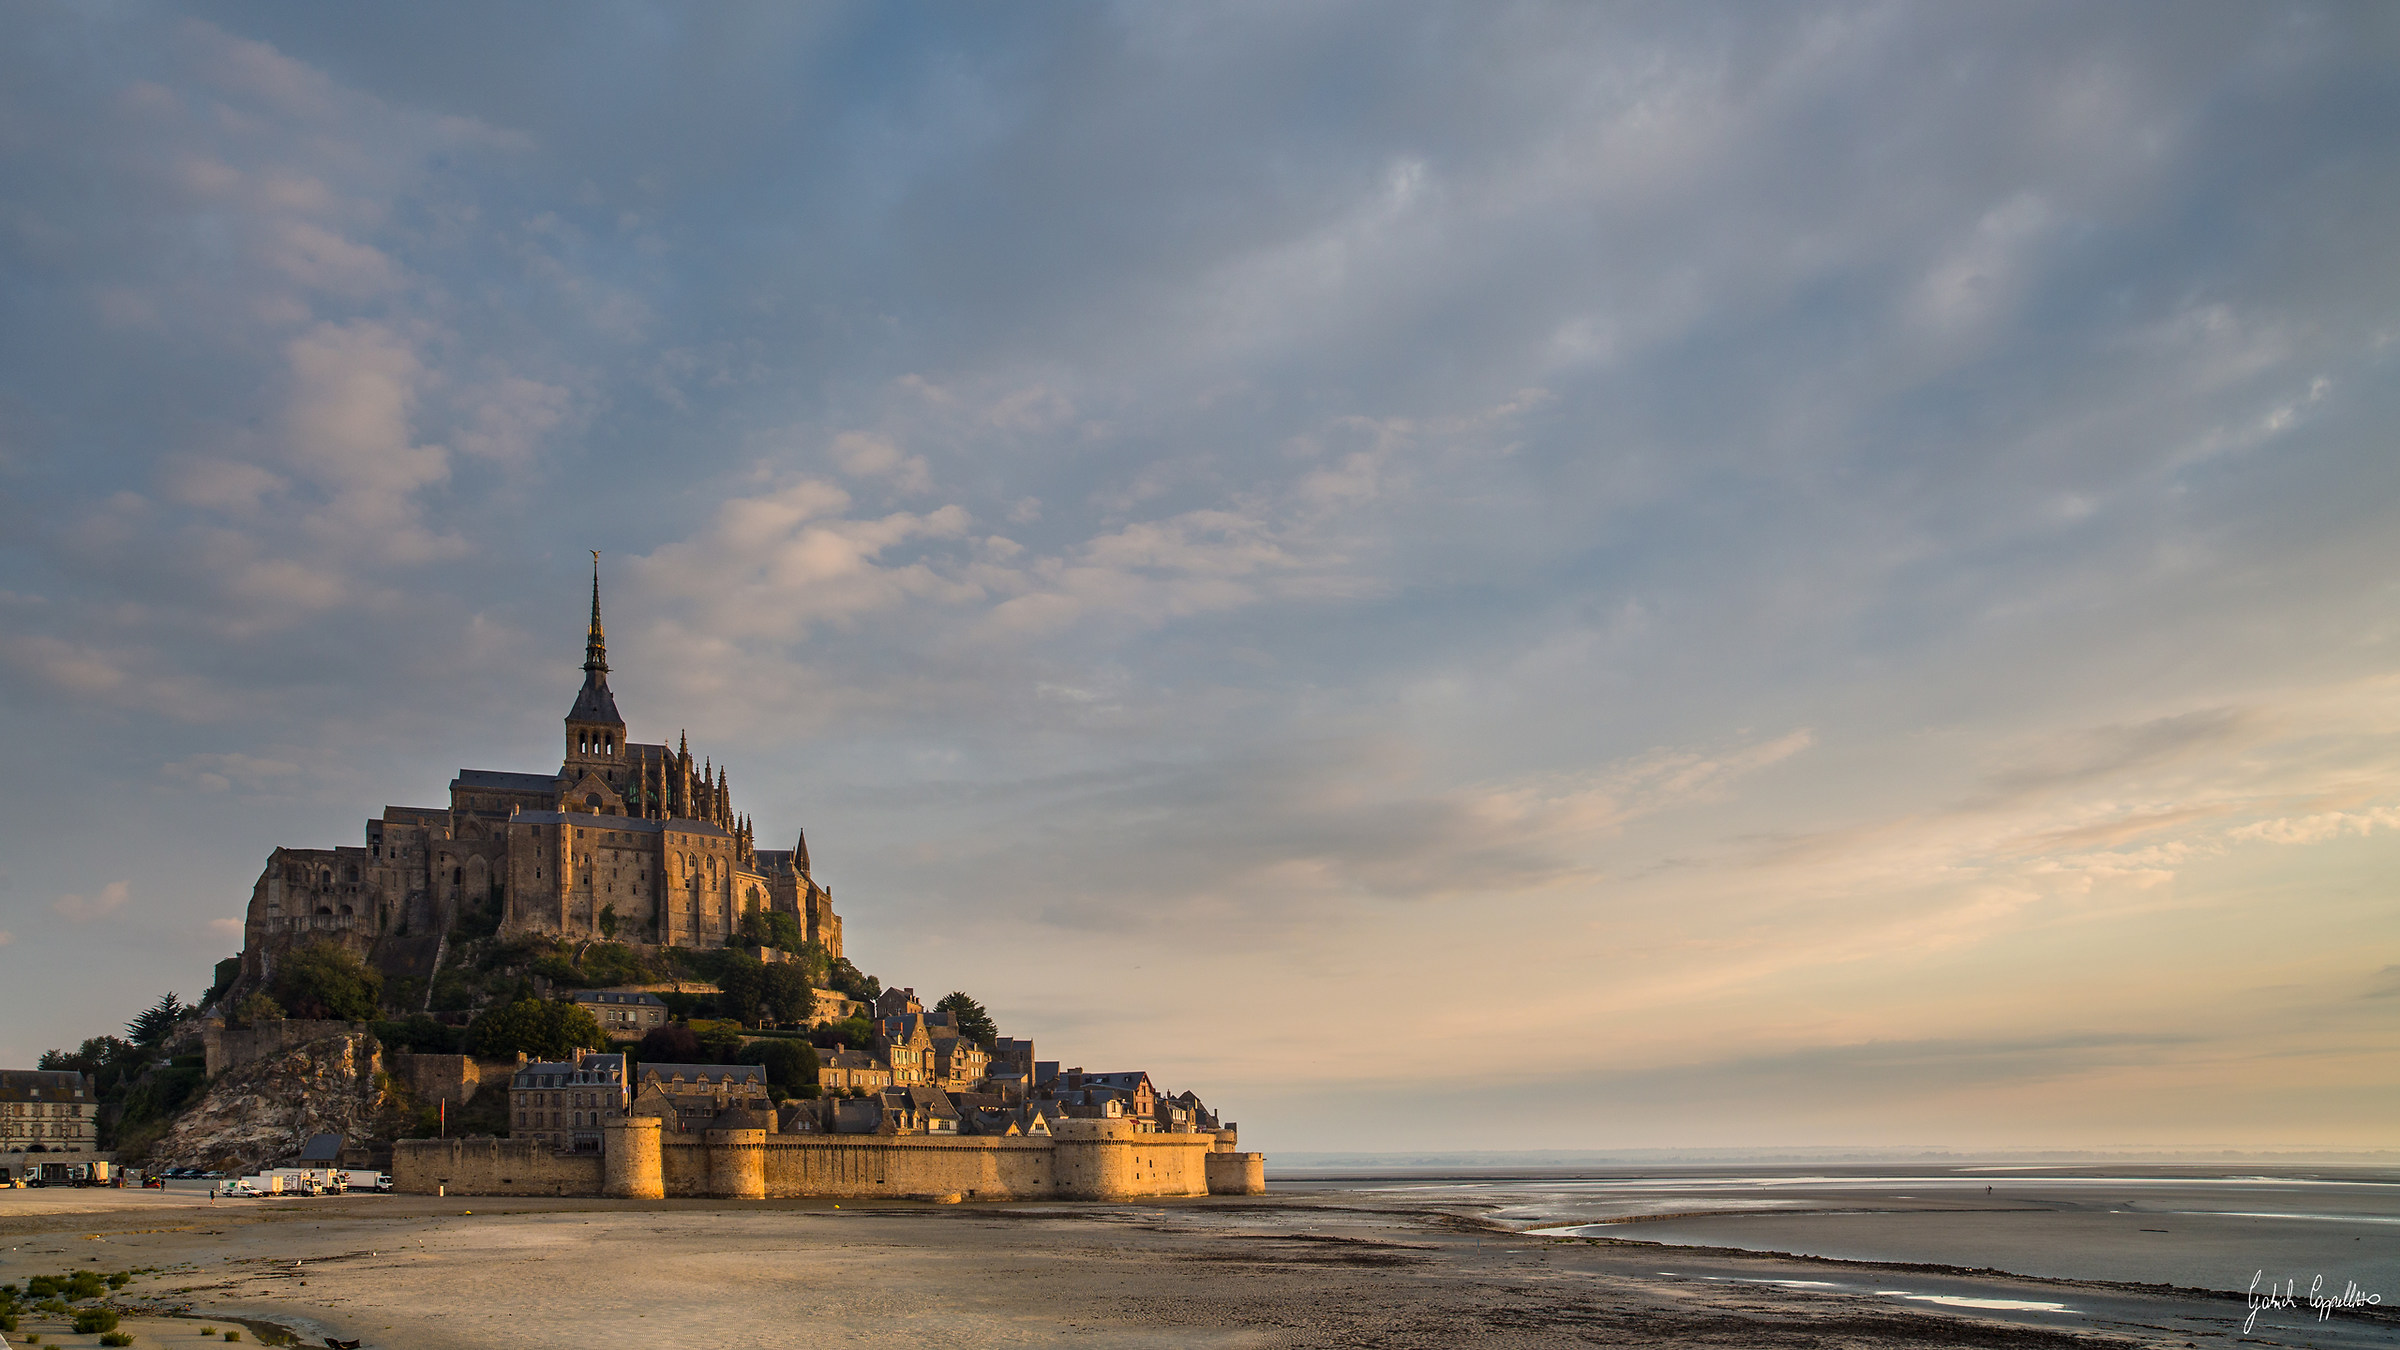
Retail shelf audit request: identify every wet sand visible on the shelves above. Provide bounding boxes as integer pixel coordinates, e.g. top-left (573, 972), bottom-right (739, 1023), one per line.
top-left (1, 1185), bottom-right (2393, 1349)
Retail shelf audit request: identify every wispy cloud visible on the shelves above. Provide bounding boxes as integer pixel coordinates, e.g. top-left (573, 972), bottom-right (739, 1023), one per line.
top-left (52, 882), bottom-right (132, 924)
top-left (1, 2), bottom-right (2394, 1149)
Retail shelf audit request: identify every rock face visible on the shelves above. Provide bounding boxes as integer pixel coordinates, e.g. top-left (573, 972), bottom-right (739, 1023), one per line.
top-left (148, 1031), bottom-right (389, 1174)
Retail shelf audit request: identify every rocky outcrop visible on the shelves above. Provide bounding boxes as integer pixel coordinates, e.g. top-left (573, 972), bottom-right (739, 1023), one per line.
top-left (147, 1031), bottom-right (390, 1174)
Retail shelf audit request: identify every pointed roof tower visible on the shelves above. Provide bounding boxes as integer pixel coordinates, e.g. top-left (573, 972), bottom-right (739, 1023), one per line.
top-left (793, 829), bottom-right (810, 875)
top-left (567, 551), bottom-right (625, 730)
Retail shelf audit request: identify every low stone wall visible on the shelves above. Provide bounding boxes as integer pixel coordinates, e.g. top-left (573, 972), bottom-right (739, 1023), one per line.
top-left (387, 1053), bottom-right (518, 1107)
top-left (396, 1118), bottom-right (1268, 1202)
top-left (392, 1137), bottom-right (604, 1197)
top-left (203, 1020), bottom-right (364, 1077)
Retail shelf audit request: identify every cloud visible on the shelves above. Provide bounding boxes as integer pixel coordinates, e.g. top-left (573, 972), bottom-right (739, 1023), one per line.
top-left (830, 432), bottom-right (932, 493)
top-left (163, 753), bottom-right (305, 794)
top-left (1978, 708), bottom-right (2253, 802)
top-left (2227, 807), bottom-right (2400, 847)
top-left (3, 3), bottom-right (2397, 1149)
top-left (52, 882), bottom-right (131, 923)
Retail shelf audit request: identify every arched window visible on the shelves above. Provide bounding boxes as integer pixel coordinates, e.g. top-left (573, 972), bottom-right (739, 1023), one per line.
top-left (585, 792), bottom-right (603, 809)
top-left (316, 906), bottom-right (332, 916)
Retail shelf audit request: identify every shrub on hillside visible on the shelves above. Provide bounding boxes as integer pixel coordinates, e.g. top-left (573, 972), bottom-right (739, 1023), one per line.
top-left (633, 1023), bottom-right (703, 1065)
top-left (466, 999), bottom-right (607, 1061)
top-left (752, 1039), bottom-right (819, 1098)
top-left (269, 941), bottom-right (383, 1022)
top-left (373, 1013), bottom-right (466, 1055)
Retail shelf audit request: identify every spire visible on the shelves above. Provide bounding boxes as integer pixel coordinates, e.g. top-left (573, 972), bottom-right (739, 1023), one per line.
top-left (584, 550), bottom-right (607, 677)
top-left (565, 550), bottom-right (624, 732)
top-left (793, 829), bottom-right (810, 874)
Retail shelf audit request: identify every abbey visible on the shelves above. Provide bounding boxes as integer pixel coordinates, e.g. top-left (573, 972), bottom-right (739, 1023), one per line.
top-left (238, 565), bottom-right (841, 984)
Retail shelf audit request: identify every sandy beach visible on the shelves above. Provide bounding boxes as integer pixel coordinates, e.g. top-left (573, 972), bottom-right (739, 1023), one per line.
top-left (2, 1184), bottom-right (2392, 1349)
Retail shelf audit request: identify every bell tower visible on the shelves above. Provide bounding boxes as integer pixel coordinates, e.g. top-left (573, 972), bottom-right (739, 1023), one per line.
top-left (564, 551), bottom-right (627, 793)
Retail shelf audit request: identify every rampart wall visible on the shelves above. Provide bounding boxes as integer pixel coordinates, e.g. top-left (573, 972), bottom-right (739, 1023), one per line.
top-left (391, 1137), bottom-right (604, 1197)
top-left (202, 1020), bottom-right (363, 1077)
top-left (394, 1117), bottom-right (1266, 1201)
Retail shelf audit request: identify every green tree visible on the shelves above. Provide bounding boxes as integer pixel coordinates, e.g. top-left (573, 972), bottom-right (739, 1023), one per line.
top-left (372, 1014), bottom-right (464, 1054)
top-left (694, 1023), bottom-right (746, 1065)
top-left (715, 950), bottom-right (767, 1025)
top-left (815, 1013), bottom-right (876, 1055)
top-left (760, 963), bottom-right (814, 1026)
top-left (752, 1039), bottom-right (820, 1098)
top-left (38, 1036), bottom-right (143, 1096)
top-left (827, 957), bottom-right (880, 1002)
top-left (234, 991), bottom-right (286, 1025)
top-left (126, 992), bottom-right (189, 1048)
top-left (634, 1023), bottom-right (703, 1065)
top-left (764, 911), bottom-right (806, 953)
top-left (598, 903), bottom-right (619, 939)
top-left (935, 992), bottom-right (998, 1050)
top-left (466, 998), bottom-right (608, 1061)
top-left (270, 940), bottom-right (384, 1021)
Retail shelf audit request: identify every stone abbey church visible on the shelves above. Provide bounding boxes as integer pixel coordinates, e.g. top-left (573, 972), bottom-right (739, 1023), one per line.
top-left (237, 568), bottom-right (842, 987)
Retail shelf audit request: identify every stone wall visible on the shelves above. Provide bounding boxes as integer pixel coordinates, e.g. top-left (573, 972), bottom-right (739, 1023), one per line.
top-left (391, 1137), bottom-right (605, 1196)
top-left (396, 1118), bottom-right (1266, 1201)
top-left (203, 1019), bottom-right (363, 1077)
top-left (386, 1053), bottom-right (519, 1107)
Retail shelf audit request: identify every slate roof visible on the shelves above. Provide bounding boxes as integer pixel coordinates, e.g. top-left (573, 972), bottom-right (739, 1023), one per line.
top-left (509, 811), bottom-right (733, 838)
top-left (568, 677), bottom-right (624, 727)
top-left (452, 769), bottom-right (561, 792)
top-left (512, 1053), bottom-right (627, 1089)
top-left (638, 1063), bottom-right (765, 1087)
top-left (569, 990), bottom-right (668, 1008)
top-left (707, 1105), bottom-right (773, 1131)
top-left (0, 1071), bottom-right (90, 1102)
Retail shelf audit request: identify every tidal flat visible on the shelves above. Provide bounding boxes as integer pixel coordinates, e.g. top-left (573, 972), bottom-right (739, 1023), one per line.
top-left (1, 1182), bottom-right (2394, 1348)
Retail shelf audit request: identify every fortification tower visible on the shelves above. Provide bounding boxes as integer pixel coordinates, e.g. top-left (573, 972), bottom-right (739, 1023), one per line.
top-left (601, 1116), bottom-right (664, 1199)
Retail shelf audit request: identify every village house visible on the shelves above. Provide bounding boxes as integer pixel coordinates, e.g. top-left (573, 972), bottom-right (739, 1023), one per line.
top-left (1052, 1069), bottom-right (1159, 1130)
top-left (1155, 1089), bottom-right (1221, 1134)
top-left (815, 1047), bottom-right (892, 1095)
top-left (874, 1014), bottom-right (937, 1086)
top-left (0, 1071), bottom-right (98, 1154)
top-left (879, 1083), bottom-right (962, 1135)
top-left (631, 1062), bottom-right (769, 1134)
top-left (568, 989), bottom-right (670, 1040)
top-left (932, 1035), bottom-right (989, 1090)
top-left (510, 1053), bottom-right (629, 1152)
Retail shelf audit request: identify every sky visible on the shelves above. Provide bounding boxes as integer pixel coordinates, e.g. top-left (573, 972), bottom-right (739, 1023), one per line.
top-left (1, 1), bottom-right (2395, 1154)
